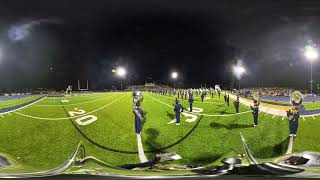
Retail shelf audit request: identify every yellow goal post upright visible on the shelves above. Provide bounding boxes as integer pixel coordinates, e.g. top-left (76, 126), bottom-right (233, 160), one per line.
top-left (78, 80), bottom-right (89, 93)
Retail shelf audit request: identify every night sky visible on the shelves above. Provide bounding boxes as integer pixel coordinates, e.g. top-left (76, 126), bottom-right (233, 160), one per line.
top-left (1, 0), bottom-right (320, 90)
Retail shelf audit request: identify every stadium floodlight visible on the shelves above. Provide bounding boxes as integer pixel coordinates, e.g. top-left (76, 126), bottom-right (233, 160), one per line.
top-left (171, 72), bottom-right (178, 79)
top-left (232, 64), bottom-right (246, 90)
top-left (305, 45), bottom-right (318, 62)
top-left (116, 67), bottom-right (126, 78)
top-left (304, 45), bottom-right (318, 95)
top-left (171, 72), bottom-right (178, 88)
top-left (112, 66), bottom-right (127, 90)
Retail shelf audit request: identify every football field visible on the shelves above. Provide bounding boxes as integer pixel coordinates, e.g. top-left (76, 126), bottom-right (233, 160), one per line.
top-left (1, 92), bottom-right (320, 175)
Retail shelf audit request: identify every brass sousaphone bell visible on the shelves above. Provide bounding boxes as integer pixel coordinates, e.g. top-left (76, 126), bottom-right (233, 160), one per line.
top-left (288, 91), bottom-right (303, 121)
top-left (290, 91), bottom-right (303, 107)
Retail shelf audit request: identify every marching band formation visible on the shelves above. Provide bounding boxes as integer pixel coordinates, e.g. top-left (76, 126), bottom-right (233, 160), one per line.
top-left (132, 87), bottom-right (303, 138)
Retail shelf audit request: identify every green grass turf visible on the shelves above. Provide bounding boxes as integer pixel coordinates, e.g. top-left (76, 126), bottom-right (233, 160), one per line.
top-left (302, 102), bottom-right (320, 110)
top-left (0, 92), bottom-right (320, 175)
top-left (0, 95), bottom-right (42, 109)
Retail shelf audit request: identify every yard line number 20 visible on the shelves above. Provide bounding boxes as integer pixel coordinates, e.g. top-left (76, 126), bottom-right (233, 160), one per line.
top-left (68, 108), bottom-right (97, 125)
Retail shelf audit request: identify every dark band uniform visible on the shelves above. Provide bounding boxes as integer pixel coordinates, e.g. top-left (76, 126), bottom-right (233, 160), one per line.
top-left (250, 100), bottom-right (259, 127)
top-left (133, 107), bottom-right (144, 134)
top-left (227, 94), bottom-right (230, 106)
top-left (189, 96), bottom-right (194, 112)
top-left (233, 97), bottom-right (240, 113)
top-left (174, 100), bottom-right (184, 125)
top-left (286, 107), bottom-right (300, 137)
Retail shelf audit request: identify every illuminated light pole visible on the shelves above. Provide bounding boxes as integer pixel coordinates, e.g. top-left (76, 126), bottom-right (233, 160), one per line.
top-left (113, 66), bottom-right (127, 90)
top-left (304, 45), bottom-right (318, 95)
top-left (171, 72), bottom-right (178, 88)
top-left (232, 64), bottom-right (246, 91)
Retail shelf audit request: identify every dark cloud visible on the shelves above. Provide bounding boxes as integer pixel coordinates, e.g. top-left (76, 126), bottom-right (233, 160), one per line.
top-left (1, 0), bottom-right (320, 89)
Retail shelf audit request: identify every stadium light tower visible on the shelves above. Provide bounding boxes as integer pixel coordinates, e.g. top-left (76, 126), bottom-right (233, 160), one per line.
top-left (171, 72), bottom-right (178, 88)
top-left (304, 44), bottom-right (318, 95)
top-left (113, 66), bottom-right (127, 90)
top-left (232, 64), bottom-right (246, 90)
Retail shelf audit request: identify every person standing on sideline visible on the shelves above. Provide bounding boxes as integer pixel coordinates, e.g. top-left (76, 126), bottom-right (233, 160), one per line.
top-left (174, 98), bottom-right (184, 125)
top-left (250, 100), bottom-right (259, 127)
top-left (287, 107), bottom-right (300, 137)
top-left (133, 91), bottom-right (144, 134)
top-left (286, 91), bottom-right (303, 137)
top-left (233, 96), bottom-right (240, 113)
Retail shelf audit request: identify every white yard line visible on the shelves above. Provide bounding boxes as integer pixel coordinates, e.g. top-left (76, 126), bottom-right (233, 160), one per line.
top-left (147, 94), bottom-right (251, 117)
top-left (41, 95), bottom-right (106, 102)
top-left (272, 115), bottom-right (276, 119)
top-left (34, 96), bottom-right (108, 106)
top-left (312, 116), bottom-right (315, 119)
top-left (303, 117), bottom-right (305, 121)
top-left (0, 97), bottom-right (45, 115)
top-left (282, 116), bottom-right (285, 120)
top-left (14, 94), bottom-right (127, 120)
top-left (136, 134), bottom-right (148, 163)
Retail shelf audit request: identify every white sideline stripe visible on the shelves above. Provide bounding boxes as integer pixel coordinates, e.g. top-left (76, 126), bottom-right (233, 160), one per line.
top-left (0, 97), bottom-right (45, 115)
top-left (34, 96), bottom-right (108, 106)
top-left (147, 94), bottom-right (251, 117)
top-left (286, 136), bottom-right (294, 155)
top-left (14, 94), bottom-right (127, 120)
top-left (136, 134), bottom-right (148, 163)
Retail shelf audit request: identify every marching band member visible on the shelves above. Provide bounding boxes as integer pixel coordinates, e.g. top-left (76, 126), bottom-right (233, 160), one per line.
top-left (233, 96), bottom-right (240, 113)
top-left (174, 98), bottom-right (184, 125)
top-left (133, 91), bottom-right (144, 134)
top-left (210, 87), bottom-right (214, 98)
top-left (188, 95), bottom-right (194, 112)
top-left (286, 91), bottom-right (303, 137)
top-left (227, 94), bottom-right (230, 106)
top-left (250, 94), bottom-right (260, 127)
top-left (201, 88), bottom-right (206, 102)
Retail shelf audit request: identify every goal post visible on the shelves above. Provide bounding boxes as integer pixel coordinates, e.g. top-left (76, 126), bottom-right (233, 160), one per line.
top-left (78, 80), bottom-right (89, 91)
